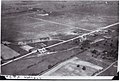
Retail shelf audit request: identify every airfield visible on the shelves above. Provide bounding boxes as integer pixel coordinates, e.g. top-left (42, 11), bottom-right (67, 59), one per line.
top-left (1, 1), bottom-right (119, 76)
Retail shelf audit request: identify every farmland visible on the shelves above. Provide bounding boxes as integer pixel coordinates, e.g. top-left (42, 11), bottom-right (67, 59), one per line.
top-left (1, 0), bottom-right (119, 77)
top-left (1, 1), bottom-right (118, 41)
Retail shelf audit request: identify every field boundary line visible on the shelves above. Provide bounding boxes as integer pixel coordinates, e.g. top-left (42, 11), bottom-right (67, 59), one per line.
top-left (1, 22), bottom-right (119, 67)
top-left (45, 22), bottom-right (119, 49)
top-left (94, 61), bottom-right (118, 76)
top-left (1, 51), bottom-right (36, 66)
top-left (28, 16), bottom-right (92, 32)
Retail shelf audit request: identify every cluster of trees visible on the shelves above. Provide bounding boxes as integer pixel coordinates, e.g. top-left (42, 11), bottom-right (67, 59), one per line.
top-left (90, 48), bottom-right (118, 61)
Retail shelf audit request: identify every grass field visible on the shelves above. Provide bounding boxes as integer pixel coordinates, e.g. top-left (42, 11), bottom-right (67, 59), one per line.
top-left (1, 44), bottom-right (20, 60)
top-left (1, 1), bottom-right (119, 76)
top-left (1, 1), bottom-right (118, 42)
top-left (42, 57), bottom-right (103, 76)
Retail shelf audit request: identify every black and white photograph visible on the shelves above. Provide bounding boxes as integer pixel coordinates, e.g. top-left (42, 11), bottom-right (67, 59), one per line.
top-left (0, 0), bottom-right (119, 80)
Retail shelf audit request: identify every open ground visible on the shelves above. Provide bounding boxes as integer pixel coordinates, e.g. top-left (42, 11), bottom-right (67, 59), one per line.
top-left (1, 1), bottom-right (119, 76)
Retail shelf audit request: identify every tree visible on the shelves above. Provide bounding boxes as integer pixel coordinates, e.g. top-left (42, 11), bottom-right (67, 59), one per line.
top-left (82, 66), bottom-right (86, 70)
top-left (72, 39), bottom-right (80, 45)
top-left (48, 65), bottom-right (52, 69)
top-left (81, 40), bottom-right (91, 48)
top-left (77, 65), bottom-right (80, 67)
top-left (91, 49), bottom-right (97, 54)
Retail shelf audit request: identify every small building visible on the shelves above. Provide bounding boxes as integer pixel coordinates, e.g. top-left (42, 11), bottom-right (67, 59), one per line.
top-left (18, 41), bottom-right (26, 45)
top-left (39, 37), bottom-right (50, 41)
top-left (29, 47), bottom-right (38, 53)
top-left (2, 41), bottom-right (11, 45)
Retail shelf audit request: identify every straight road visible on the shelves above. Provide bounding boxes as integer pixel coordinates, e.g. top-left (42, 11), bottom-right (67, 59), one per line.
top-left (1, 50), bottom-right (37, 66)
top-left (45, 22), bottom-right (119, 49)
top-left (1, 22), bottom-right (119, 66)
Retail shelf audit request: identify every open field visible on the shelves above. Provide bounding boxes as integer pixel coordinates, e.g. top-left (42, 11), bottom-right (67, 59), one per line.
top-left (1, 44), bottom-right (20, 60)
top-left (2, 16), bottom-right (79, 41)
top-left (42, 57), bottom-right (103, 76)
top-left (1, 23), bottom-right (118, 76)
top-left (1, 1), bottom-right (118, 42)
top-left (1, 1), bottom-right (119, 76)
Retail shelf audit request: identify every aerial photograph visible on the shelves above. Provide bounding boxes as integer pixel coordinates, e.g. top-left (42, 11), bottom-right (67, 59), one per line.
top-left (1, 0), bottom-right (119, 79)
